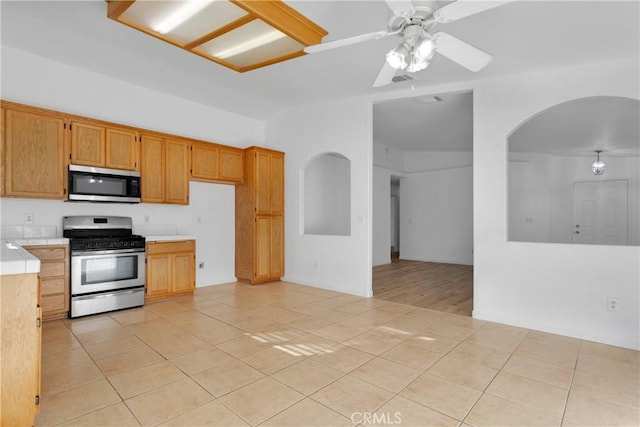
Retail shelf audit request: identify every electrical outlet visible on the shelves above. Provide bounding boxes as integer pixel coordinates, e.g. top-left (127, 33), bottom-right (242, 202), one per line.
top-left (199, 262), bottom-right (205, 269)
top-left (144, 215), bottom-right (150, 223)
top-left (24, 213), bottom-right (34, 224)
top-left (607, 297), bottom-right (619, 312)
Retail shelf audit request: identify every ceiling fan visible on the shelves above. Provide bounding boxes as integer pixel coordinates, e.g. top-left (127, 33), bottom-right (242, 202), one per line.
top-left (304, 0), bottom-right (512, 87)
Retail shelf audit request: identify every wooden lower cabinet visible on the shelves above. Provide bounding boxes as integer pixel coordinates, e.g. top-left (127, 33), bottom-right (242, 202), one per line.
top-left (24, 245), bottom-right (70, 320)
top-left (145, 240), bottom-right (195, 301)
top-left (0, 273), bottom-right (41, 426)
top-left (254, 215), bottom-right (284, 282)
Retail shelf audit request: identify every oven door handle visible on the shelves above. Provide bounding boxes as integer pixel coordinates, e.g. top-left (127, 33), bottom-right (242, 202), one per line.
top-left (71, 248), bottom-right (145, 256)
top-left (73, 287), bottom-right (144, 301)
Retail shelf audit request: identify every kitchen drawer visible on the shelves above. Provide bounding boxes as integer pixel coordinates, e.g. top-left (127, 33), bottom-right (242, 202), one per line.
top-left (25, 247), bottom-right (66, 261)
top-left (39, 261), bottom-right (66, 278)
top-left (147, 240), bottom-right (195, 255)
top-left (42, 293), bottom-right (66, 313)
top-left (41, 277), bottom-right (65, 296)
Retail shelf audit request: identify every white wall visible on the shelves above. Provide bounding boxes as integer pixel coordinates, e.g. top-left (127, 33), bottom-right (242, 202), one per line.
top-left (509, 153), bottom-right (640, 245)
top-left (473, 58), bottom-right (640, 349)
top-left (0, 183), bottom-right (235, 285)
top-left (8, 46), bottom-right (638, 348)
top-left (268, 57), bottom-right (639, 349)
top-left (404, 151), bottom-right (473, 173)
top-left (400, 166), bottom-right (474, 265)
top-left (372, 145), bottom-right (473, 266)
top-left (372, 166), bottom-right (391, 266)
top-left (373, 142), bottom-right (404, 172)
top-left (304, 154), bottom-right (351, 236)
top-left (266, 99), bottom-right (372, 297)
top-left (0, 47), bottom-right (265, 287)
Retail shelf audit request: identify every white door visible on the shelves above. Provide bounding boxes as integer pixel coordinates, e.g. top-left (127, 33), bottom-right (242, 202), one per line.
top-left (573, 180), bottom-right (628, 245)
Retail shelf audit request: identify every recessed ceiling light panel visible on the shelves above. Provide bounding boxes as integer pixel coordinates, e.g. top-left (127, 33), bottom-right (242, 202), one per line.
top-left (107, 0), bottom-right (328, 72)
top-left (196, 20), bottom-right (304, 68)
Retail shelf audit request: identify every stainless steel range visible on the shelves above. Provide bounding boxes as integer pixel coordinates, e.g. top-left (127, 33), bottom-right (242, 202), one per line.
top-left (63, 216), bottom-right (145, 318)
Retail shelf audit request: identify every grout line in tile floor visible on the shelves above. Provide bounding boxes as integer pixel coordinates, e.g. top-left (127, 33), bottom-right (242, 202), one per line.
top-left (36, 281), bottom-right (639, 427)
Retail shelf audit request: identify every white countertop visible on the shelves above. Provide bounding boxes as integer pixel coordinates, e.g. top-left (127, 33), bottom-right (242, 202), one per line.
top-left (0, 235), bottom-right (197, 275)
top-left (0, 242), bottom-right (41, 276)
top-left (145, 235), bottom-right (196, 242)
top-left (13, 238), bottom-right (69, 246)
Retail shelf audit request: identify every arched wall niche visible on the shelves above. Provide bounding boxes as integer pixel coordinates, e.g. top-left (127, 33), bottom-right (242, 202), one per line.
top-left (302, 152), bottom-right (351, 236)
top-left (507, 96), bottom-right (640, 245)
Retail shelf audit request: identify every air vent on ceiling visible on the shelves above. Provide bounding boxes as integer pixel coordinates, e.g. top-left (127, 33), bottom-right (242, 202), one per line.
top-left (392, 74), bottom-right (414, 83)
top-left (415, 95), bottom-right (444, 104)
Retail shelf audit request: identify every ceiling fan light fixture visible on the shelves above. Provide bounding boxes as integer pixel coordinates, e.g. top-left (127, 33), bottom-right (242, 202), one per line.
top-left (591, 150), bottom-right (606, 175)
top-left (406, 56), bottom-right (429, 73)
top-left (414, 38), bottom-right (435, 60)
top-left (386, 43), bottom-right (409, 70)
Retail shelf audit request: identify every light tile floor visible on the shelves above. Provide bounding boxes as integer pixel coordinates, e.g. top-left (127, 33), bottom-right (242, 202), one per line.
top-left (36, 281), bottom-right (639, 426)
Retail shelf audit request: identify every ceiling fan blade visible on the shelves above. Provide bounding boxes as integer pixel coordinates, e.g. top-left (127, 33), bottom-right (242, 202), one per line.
top-left (385, 0), bottom-right (414, 17)
top-left (304, 30), bottom-right (392, 54)
top-left (433, 32), bottom-right (493, 72)
top-left (434, 0), bottom-right (513, 23)
top-left (373, 62), bottom-right (397, 88)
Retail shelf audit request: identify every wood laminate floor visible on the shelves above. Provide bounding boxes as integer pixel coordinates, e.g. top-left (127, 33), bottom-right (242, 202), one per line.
top-left (373, 259), bottom-right (473, 316)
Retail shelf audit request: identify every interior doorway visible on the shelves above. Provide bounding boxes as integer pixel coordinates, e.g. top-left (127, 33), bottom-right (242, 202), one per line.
top-left (371, 91), bottom-right (474, 316)
top-left (390, 177), bottom-right (400, 260)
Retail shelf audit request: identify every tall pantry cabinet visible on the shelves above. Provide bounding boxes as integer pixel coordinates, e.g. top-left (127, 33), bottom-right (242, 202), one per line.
top-left (235, 147), bottom-right (284, 284)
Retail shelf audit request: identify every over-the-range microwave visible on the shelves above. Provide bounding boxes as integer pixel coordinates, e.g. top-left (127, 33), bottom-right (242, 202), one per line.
top-left (68, 165), bottom-right (141, 203)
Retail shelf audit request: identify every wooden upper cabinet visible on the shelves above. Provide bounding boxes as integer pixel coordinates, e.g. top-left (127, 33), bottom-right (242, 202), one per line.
top-left (255, 149), bottom-right (284, 215)
top-left (3, 108), bottom-right (67, 199)
top-left (106, 128), bottom-right (138, 170)
top-left (191, 141), bottom-right (219, 181)
top-left (140, 133), bottom-right (189, 205)
top-left (191, 141), bottom-right (243, 184)
top-left (165, 139), bottom-right (190, 205)
top-left (140, 134), bottom-right (165, 203)
top-left (1, 101), bottom-right (247, 202)
top-left (219, 147), bottom-right (243, 183)
top-left (269, 153), bottom-right (284, 215)
top-left (71, 121), bottom-right (138, 171)
top-left (71, 121), bottom-right (105, 167)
